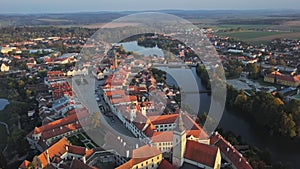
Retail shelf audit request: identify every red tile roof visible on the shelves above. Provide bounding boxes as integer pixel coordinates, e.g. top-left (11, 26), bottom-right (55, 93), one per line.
top-left (37, 137), bottom-right (70, 168)
top-left (158, 159), bottom-right (175, 169)
top-left (18, 160), bottom-right (30, 169)
top-left (67, 145), bottom-right (87, 156)
top-left (267, 71), bottom-right (300, 83)
top-left (148, 114), bottom-right (178, 125)
top-left (30, 109), bottom-right (89, 140)
top-left (151, 131), bottom-right (173, 142)
top-left (210, 132), bottom-right (253, 169)
top-left (184, 140), bottom-right (218, 168)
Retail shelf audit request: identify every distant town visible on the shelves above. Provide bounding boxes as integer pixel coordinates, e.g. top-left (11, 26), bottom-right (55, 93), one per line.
top-left (0, 12), bottom-right (299, 169)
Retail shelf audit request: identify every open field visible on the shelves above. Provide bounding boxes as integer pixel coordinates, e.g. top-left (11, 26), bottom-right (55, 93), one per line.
top-left (216, 30), bottom-right (300, 44)
top-left (80, 22), bottom-right (140, 28)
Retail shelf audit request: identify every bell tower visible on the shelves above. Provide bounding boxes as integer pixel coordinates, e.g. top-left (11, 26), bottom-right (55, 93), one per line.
top-left (172, 113), bottom-right (186, 168)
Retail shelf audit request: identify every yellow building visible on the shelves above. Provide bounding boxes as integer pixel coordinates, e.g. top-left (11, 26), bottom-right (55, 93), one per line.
top-left (264, 71), bottom-right (300, 87)
top-left (116, 145), bottom-right (163, 169)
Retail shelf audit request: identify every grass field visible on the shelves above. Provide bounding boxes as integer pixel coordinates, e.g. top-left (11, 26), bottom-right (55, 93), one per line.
top-left (216, 30), bottom-right (300, 44)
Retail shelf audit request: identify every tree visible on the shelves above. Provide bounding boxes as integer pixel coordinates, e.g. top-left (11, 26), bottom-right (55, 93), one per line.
top-left (280, 114), bottom-right (297, 138)
top-left (26, 89), bottom-right (32, 98)
top-left (245, 63), bottom-right (260, 79)
top-left (90, 112), bottom-right (101, 129)
top-left (18, 80), bottom-right (25, 88)
top-left (234, 91), bottom-right (248, 109)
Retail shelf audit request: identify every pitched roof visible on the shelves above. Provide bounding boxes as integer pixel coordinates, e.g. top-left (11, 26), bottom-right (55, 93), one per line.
top-left (19, 160), bottom-right (30, 169)
top-left (184, 140), bottom-right (219, 168)
top-left (210, 132), bottom-right (253, 169)
top-left (267, 71), bottom-right (300, 83)
top-left (37, 137), bottom-right (70, 168)
top-left (67, 145), bottom-right (87, 156)
top-left (151, 131), bottom-right (173, 142)
top-left (116, 145), bottom-right (162, 169)
top-left (148, 114), bottom-right (178, 125)
top-left (158, 159), bottom-right (174, 169)
top-left (69, 159), bottom-right (96, 169)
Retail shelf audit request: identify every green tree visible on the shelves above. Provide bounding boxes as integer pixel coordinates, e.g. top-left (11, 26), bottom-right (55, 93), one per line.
top-left (18, 80), bottom-right (25, 88)
top-left (245, 63), bottom-right (260, 79)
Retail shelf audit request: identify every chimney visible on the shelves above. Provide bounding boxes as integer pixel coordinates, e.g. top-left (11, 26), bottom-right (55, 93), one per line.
top-left (65, 145), bottom-right (69, 151)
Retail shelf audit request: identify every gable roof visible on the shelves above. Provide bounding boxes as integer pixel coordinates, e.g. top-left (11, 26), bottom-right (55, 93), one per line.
top-left (158, 159), bottom-right (174, 169)
top-left (116, 145), bottom-right (161, 169)
top-left (210, 132), bottom-right (253, 169)
top-left (184, 140), bottom-right (219, 168)
top-left (69, 159), bottom-right (96, 169)
top-left (37, 137), bottom-right (70, 168)
top-left (18, 160), bottom-right (30, 169)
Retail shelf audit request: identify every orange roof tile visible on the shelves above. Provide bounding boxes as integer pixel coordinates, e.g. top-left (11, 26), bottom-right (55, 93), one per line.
top-left (210, 132), bottom-right (253, 169)
top-left (148, 114), bottom-right (178, 125)
top-left (19, 160), bottom-right (30, 169)
top-left (151, 131), bottom-right (173, 142)
top-left (184, 140), bottom-right (218, 168)
top-left (37, 137), bottom-right (70, 168)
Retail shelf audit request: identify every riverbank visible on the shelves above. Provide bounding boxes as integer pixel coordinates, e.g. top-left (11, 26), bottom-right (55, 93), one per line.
top-left (195, 65), bottom-right (299, 168)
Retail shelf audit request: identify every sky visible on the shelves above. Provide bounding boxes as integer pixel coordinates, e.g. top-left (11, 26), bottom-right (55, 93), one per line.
top-left (1, 0), bottom-right (299, 14)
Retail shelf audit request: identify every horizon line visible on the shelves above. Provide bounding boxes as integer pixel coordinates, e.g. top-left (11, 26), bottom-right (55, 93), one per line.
top-left (1, 8), bottom-right (300, 15)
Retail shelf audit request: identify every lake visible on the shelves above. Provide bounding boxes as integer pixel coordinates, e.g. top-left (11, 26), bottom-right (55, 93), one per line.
top-left (118, 41), bottom-right (164, 57)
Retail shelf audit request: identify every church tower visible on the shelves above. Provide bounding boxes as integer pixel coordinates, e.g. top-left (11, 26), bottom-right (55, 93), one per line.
top-left (113, 50), bottom-right (118, 69)
top-left (172, 112), bottom-right (187, 168)
top-left (129, 103), bottom-right (136, 122)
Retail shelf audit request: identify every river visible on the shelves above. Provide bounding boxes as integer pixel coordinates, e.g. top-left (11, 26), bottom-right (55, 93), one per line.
top-left (0, 98), bottom-right (9, 111)
top-left (163, 67), bottom-right (300, 168)
top-left (121, 40), bottom-right (300, 168)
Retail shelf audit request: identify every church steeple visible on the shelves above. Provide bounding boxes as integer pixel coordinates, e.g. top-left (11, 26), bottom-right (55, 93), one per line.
top-left (172, 112), bottom-right (187, 168)
top-left (174, 112), bottom-right (185, 132)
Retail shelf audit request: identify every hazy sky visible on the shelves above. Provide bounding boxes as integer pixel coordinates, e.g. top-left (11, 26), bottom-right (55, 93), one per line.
top-left (1, 0), bottom-right (299, 14)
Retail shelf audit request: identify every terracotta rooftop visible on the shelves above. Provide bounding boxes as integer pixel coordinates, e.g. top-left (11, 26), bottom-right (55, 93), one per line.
top-left (67, 145), bottom-right (87, 156)
top-left (116, 145), bottom-right (162, 169)
top-left (148, 114), bottom-right (178, 125)
top-left (158, 159), bottom-right (174, 169)
top-left (30, 109), bottom-right (89, 140)
top-left (151, 131), bottom-right (173, 142)
top-left (18, 160), bottom-right (30, 169)
top-left (210, 132), bottom-right (253, 169)
top-left (37, 137), bottom-right (70, 168)
top-left (184, 140), bottom-right (219, 168)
